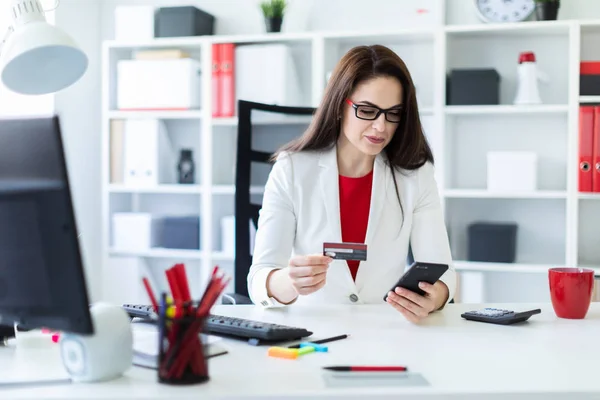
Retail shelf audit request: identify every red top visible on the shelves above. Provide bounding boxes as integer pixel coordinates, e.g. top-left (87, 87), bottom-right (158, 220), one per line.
top-left (338, 170), bottom-right (373, 281)
top-left (518, 51), bottom-right (536, 63)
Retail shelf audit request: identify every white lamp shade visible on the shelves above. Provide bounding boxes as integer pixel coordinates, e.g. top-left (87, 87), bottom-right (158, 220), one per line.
top-left (0, 21), bottom-right (88, 95)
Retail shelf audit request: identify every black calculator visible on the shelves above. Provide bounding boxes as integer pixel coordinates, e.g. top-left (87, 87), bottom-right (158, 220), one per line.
top-left (461, 308), bottom-right (541, 325)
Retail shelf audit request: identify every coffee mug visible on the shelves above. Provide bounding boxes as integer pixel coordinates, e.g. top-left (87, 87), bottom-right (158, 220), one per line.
top-left (548, 267), bottom-right (594, 319)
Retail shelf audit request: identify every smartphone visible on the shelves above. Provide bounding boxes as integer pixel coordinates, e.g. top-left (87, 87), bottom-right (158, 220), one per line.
top-left (383, 262), bottom-right (449, 301)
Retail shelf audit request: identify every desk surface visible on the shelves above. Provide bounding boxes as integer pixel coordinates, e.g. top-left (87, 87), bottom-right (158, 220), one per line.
top-left (1, 302), bottom-right (600, 399)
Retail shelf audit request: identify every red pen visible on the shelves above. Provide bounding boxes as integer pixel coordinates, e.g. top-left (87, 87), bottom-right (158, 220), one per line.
top-left (323, 366), bottom-right (408, 372)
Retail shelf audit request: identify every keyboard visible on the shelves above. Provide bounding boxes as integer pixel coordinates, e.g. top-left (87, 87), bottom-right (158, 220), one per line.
top-left (122, 304), bottom-right (313, 344)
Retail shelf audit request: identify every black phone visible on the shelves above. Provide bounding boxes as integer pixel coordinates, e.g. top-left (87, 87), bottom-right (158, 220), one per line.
top-left (383, 262), bottom-right (449, 301)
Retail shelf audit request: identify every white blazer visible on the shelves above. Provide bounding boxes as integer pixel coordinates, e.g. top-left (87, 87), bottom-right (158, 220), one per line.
top-left (247, 145), bottom-right (456, 308)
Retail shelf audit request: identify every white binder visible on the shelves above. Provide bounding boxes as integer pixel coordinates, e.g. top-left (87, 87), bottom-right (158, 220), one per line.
top-left (234, 44), bottom-right (303, 118)
top-left (123, 119), bottom-right (175, 186)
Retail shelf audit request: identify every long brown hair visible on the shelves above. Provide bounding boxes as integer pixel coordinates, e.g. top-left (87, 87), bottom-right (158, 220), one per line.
top-left (273, 44), bottom-right (434, 173)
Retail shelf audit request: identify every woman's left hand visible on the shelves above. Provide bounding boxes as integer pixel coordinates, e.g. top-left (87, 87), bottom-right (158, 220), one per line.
top-left (385, 281), bottom-right (449, 323)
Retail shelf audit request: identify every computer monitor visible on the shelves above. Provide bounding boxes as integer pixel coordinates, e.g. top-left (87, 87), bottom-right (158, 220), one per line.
top-left (0, 115), bottom-right (93, 335)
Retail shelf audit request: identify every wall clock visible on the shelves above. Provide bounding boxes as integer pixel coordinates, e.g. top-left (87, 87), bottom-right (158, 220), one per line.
top-left (474, 0), bottom-right (536, 23)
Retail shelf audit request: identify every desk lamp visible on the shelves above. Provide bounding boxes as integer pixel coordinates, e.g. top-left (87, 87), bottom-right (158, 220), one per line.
top-left (0, 0), bottom-right (87, 95)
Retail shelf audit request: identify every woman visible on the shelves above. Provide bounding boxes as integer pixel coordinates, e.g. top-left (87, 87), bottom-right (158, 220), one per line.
top-left (246, 44), bottom-right (456, 323)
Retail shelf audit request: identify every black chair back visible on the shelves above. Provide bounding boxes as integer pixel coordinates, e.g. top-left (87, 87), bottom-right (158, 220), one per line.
top-left (234, 100), bottom-right (316, 299)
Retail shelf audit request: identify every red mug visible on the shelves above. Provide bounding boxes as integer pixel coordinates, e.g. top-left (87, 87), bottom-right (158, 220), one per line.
top-left (548, 267), bottom-right (594, 319)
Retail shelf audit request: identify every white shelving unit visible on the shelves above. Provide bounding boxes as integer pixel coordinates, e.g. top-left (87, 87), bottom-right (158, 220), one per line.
top-left (101, 19), bottom-right (600, 305)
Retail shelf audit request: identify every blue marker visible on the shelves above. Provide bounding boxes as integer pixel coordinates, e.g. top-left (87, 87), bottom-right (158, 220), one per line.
top-left (299, 342), bottom-right (328, 352)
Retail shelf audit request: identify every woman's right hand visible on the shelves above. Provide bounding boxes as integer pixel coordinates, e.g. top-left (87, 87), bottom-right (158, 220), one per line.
top-left (287, 254), bottom-right (333, 296)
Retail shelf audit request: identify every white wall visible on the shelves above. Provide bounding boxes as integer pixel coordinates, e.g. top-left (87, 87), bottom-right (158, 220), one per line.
top-left (54, 0), bottom-right (102, 302)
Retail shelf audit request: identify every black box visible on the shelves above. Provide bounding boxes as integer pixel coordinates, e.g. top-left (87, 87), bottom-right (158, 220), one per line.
top-left (447, 69), bottom-right (500, 105)
top-left (468, 222), bottom-right (517, 263)
top-left (156, 216), bottom-right (200, 250)
top-left (580, 75), bottom-right (600, 96)
top-left (155, 6), bottom-right (215, 38)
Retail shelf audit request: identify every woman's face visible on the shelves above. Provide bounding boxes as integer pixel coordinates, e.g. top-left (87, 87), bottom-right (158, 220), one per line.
top-left (340, 76), bottom-right (403, 156)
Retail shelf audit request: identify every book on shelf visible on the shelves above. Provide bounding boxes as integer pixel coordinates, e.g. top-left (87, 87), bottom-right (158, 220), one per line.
top-left (133, 49), bottom-right (191, 60)
top-left (212, 43), bottom-right (235, 118)
top-left (578, 105), bottom-right (600, 193)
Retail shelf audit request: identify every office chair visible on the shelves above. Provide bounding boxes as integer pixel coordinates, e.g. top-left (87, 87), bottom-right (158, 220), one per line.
top-left (221, 100), bottom-right (316, 305)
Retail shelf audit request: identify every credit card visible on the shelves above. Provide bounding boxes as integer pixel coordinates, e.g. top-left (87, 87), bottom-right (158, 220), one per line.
top-left (323, 242), bottom-right (367, 261)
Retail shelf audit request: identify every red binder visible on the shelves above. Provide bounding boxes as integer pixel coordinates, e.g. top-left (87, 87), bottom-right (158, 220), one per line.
top-left (219, 43), bottom-right (235, 118)
top-left (579, 106), bottom-right (594, 192)
top-left (212, 44), bottom-right (221, 117)
top-left (594, 107), bottom-right (600, 192)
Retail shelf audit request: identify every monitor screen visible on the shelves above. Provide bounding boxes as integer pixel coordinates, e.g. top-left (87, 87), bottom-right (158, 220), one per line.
top-left (0, 116), bottom-right (93, 335)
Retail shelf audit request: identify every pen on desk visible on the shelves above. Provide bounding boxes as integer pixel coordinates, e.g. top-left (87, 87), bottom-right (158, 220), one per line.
top-left (288, 334), bottom-right (349, 349)
top-left (323, 366), bottom-right (408, 372)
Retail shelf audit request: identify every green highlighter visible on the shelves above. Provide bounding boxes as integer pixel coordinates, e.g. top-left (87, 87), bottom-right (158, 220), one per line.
top-left (297, 346), bottom-right (315, 355)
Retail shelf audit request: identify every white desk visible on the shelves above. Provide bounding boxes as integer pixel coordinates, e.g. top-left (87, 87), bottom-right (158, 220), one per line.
top-left (1, 302), bottom-right (600, 399)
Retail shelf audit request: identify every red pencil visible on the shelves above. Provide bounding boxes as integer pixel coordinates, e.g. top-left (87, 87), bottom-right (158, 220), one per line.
top-left (323, 366), bottom-right (408, 372)
top-left (142, 277), bottom-right (159, 311)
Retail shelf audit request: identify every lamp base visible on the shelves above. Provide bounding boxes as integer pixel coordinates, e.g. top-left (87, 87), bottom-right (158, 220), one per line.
top-left (59, 303), bottom-right (132, 383)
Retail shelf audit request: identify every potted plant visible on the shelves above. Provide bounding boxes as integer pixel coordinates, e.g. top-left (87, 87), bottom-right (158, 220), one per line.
top-left (534, 0), bottom-right (560, 21)
top-left (260, 0), bottom-right (287, 33)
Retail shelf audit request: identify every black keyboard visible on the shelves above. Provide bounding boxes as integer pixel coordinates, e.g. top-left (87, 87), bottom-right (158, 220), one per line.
top-left (122, 304), bottom-right (313, 345)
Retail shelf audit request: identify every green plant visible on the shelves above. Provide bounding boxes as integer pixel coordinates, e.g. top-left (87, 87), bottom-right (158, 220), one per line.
top-left (260, 0), bottom-right (287, 18)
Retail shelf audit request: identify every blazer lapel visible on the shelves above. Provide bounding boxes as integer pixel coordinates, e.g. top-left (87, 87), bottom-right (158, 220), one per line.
top-left (364, 153), bottom-right (389, 247)
top-left (318, 146), bottom-right (342, 243)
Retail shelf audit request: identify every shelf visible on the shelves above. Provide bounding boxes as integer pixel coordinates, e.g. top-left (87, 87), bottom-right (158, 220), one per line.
top-left (453, 260), bottom-right (563, 274)
top-left (107, 110), bottom-right (203, 120)
top-left (444, 104), bottom-right (569, 115)
top-left (579, 96), bottom-right (600, 104)
top-left (104, 36), bottom-right (204, 50)
top-left (109, 248), bottom-right (203, 259)
top-left (108, 184), bottom-right (203, 194)
top-left (579, 193), bottom-right (600, 200)
top-left (212, 185), bottom-right (265, 195)
top-left (445, 20), bottom-right (570, 37)
top-left (322, 28), bottom-right (434, 44)
top-left (209, 31), bottom-right (315, 45)
top-left (212, 116), bottom-right (313, 126)
top-left (211, 251), bottom-right (234, 261)
top-left (443, 190), bottom-right (567, 199)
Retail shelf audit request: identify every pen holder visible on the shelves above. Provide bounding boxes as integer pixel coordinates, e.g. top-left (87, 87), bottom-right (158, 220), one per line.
top-left (157, 314), bottom-right (209, 385)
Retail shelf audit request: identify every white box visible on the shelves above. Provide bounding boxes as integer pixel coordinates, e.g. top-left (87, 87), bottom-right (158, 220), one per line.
top-left (112, 213), bottom-right (159, 250)
top-left (123, 119), bottom-right (176, 186)
top-left (114, 6), bottom-right (155, 41)
top-left (220, 216), bottom-right (257, 255)
top-left (235, 44), bottom-right (303, 118)
top-left (487, 151), bottom-right (537, 192)
top-left (117, 59), bottom-right (201, 110)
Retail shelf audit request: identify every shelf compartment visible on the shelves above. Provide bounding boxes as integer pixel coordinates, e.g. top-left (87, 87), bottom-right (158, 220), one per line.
top-left (445, 198), bottom-right (566, 266)
top-left (444, 113), bottom-right (568, 192)
top-left (578, 199), bottom-right (600, 267)
top-left (446, 29), bottom-right (569, 106)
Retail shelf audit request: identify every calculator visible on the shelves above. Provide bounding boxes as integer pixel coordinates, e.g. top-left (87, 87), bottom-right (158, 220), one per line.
top-left (461, 308), bottom-right (541, 325)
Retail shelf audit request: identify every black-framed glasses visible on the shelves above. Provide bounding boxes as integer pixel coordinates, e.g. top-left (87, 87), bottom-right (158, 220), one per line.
top-left (345, 99), bottom-right (402, 123)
